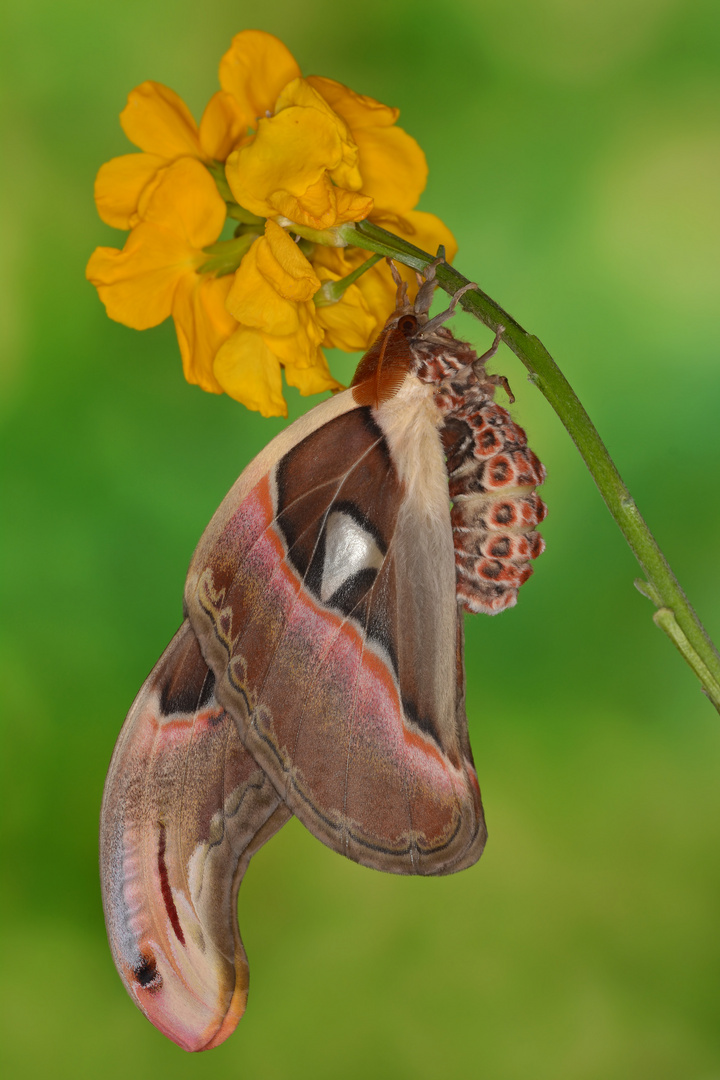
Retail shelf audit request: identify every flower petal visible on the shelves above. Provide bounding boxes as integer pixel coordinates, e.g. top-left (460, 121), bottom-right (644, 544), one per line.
top-left (86, 223), bottom-right (193, 329)
top-left (213, 326), bottom-right (287, 417)
top-left (138, 158), bottom-right (226, 249)
top-left (218, 31), bottom-right (301, 129)
top-left (307, 77), bottom-right (399, 129)
top-left (94, 153), bottom-right (166, 229)
top-left (262, 301), bottom-right (324, 369)
top-left (344, 262), bottom-right (396, 336)
top-left (343, 208), bottom-right (458, 329)
top-left (307, 76), bottom-right (426, 212)
top-left (267, 177), bottom-right (373, 231)
top-left (332, 187), bottom-right (375, 226)
top-left (172, 273), bottom-right (237, 393)
top-left (284, 352), bottom-right (342, 396)
top-left (276, 78), bottom-right (361, 191)
top-left (258, 220), bottom-right (321, 300)
top-left (198, 91), bottom-right (252, 161)
top-left (314, 267), bottom-right (378, 351)
top-left (225, 106), bottom-right (342, 220)
top-left (226, 236), bottom-right (299, 335)
top-left (120, 81), bottom-right (202, 159)
top-left (366, 208), bottom-right (414, 234)
top-left (266, 175), bottom-right (338, 231)
top-left (353, 125), bottom-right (427, 212)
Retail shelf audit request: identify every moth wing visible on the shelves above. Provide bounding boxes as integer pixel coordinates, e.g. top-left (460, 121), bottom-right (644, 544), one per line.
top-left (100, 620), bottom-right (290, 1052)
top-left (186, 384), bottom-right (486, 876)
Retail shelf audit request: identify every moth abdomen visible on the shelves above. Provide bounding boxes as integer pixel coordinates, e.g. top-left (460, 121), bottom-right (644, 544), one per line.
top-left (410, 325), bottom-right (547, 615)
top-left (445, 410), bottom-right (546, 613)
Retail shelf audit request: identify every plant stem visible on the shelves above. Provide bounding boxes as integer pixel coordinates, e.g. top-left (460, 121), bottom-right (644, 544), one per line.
top-left (343, 219), bottom-right (720, 711)
top-left (314, 254), bottom-right (383, 307)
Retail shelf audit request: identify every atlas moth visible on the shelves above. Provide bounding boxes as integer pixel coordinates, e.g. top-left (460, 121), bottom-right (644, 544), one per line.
top-left (100, 257), bottom-right (547, 1052)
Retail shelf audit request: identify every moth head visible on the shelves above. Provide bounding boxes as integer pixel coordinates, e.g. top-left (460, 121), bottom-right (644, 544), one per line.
top-left (384, 255), bottom-right (474, 344)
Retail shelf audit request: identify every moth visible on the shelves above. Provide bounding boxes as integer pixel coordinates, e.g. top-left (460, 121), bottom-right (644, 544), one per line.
top-left (100, 261), bottom-right (546, 1051)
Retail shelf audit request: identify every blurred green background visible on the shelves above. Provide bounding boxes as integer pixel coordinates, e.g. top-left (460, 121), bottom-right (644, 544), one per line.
top-left (2, 0), bottom-right (720, 1076)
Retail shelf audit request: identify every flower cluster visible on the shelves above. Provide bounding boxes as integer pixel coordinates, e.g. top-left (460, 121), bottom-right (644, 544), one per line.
top-left (87, 31), bottom-right (456, 416)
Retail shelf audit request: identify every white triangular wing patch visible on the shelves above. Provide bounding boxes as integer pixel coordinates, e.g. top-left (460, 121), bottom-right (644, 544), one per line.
top-left (320, 510), bottom-right (384, 603)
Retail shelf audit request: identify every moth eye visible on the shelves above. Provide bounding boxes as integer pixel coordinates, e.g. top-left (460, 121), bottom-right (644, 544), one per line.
top-left (399, 315), bottom-right (418, 336)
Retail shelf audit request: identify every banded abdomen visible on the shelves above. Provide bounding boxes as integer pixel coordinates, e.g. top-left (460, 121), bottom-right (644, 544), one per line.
top-left (438, 378), bottom-right (546, 613)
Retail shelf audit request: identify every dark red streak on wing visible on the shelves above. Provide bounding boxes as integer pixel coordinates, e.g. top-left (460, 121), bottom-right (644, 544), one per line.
top-left (157, 822), bottom-right (185, 945)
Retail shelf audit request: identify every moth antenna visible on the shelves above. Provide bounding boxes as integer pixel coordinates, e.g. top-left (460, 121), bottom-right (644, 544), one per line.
top-left (420, 281), bottom-right (478, 335)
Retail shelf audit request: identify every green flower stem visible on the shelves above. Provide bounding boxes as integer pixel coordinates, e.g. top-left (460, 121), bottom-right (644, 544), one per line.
top-left (206, 162), bottom-right (266, 226)
top-left (199, 232), bottom-right (259, 277)
top-left (314, 254), bottom-right (383, 307)
top-left (339, 219), bottom-right (720, 710)
top-left (653, 609), bottom-right (720, 710)
top-left (226, 203), bottom-right (265, 226)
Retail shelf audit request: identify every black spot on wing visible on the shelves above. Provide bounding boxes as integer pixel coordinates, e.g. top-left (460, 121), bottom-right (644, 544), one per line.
top-left (134, 953), bottom-right (162, 992)
top-left (325, 567), bottom-right (379, 617)
top-left (303, 519), bottom-right (327, 600)
top-left (361, 560), bottom-right (399, 678)
top-left (196, 667), bottom-right (216, 709)
top-left (159, 665), bottom-right (215, 717)
top-left (401, 696), bottom-right (445, 753)
top-left (272, 405), bottom-right (405, 668)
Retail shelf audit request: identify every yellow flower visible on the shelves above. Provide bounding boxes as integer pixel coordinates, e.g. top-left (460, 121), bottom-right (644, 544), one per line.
top-left (217, 30), bottom-right (301, 133)
top-left (93, 30), bottom-right (306, 231)
top-left (224, 77), bottom-right (372, 230)
top-left (307, 77), bottom-right (428, 215)
top-left (86, 158), bottom-right (235, 392)
top-left (94, 81), bottom-right (249, 231)
top-left (88, 29), bottom-right (458, 418)
top-left (212, 221), bottom-right (340, 416)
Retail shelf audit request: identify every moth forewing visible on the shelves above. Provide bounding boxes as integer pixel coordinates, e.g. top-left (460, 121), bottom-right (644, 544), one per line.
top-left (185, 368), bottom-right (487, 876)
top-left (100, 621), bottom-right (289, 1052)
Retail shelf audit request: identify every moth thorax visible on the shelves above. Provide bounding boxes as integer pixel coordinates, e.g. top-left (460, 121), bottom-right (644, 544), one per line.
top-left (375, 376), bottom-right (451, 525)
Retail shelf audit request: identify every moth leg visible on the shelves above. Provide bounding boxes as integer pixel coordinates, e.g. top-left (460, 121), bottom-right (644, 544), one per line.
top-left (420, 281), bottom-right (479, 335)
top-left (471, 324), bottom-right (505, 369)
top-left (471, 325), bottom-right (514, 402)
top-left (386, 258), bottom-right (410, 309)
